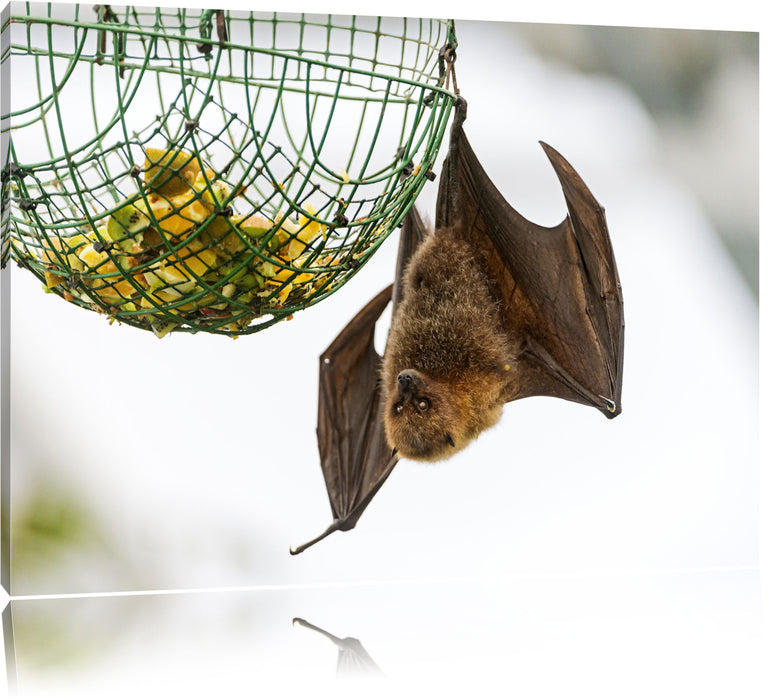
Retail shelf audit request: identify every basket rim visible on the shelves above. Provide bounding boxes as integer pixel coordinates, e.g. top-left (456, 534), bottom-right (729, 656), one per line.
top-left (4, 10), bottom-right (458, 106)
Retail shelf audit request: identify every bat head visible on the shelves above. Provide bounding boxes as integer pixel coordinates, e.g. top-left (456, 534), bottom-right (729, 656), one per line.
top-left (383, 367), bottom-right (504, 462)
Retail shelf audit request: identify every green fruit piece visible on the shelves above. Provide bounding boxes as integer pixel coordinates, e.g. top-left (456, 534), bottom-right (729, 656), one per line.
top-left (208, 258), bottom-right (247, 285)
top-left (193, 173), bottom-right (231, 209)
top-left (258, 259), bottom-right (279, 278)
top-left (107, 203), bottom-right (151, 251)
top-left (150, 319), bottom-right (179, 339)
top-left (236, 271), bottom-right (263, 291)
top-left (238, 214), bottom-right (274, 238)
top-left (199, 214), bottom-right (276, 257)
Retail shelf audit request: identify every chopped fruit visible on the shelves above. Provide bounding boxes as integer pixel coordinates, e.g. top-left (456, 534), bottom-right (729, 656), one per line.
top-left (39, 147), bottom-right (337, 336)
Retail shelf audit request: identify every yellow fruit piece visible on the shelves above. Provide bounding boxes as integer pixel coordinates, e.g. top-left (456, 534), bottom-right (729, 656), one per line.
top-left (170, 244), bottom-right (216, 278)
top-left (139, 288), bottom-right (198, 319)
top-left (266, 281), bottom-right (292, 305)
top-left (188, 241), bottom-right (219, 269)
top-left (92, 267), bottom-right (140, 305)
top-left (137, 191), bottom-right (213, 239)
top-left (44, 271), bottom-right (65, 289)
top-left (264, 263), bottom-right (315, 306)
top-left (275, 205), bottom-right (326, 261)
top-left (199, 217), bottom-right (234, 253)
top-left (77, 242), bottom-right (108, 269)
top-left (39, 233), bottom-right (90, 272)
top-left (273, 267), bottom-right (314, 286)
top-left (143, 148), bottom-right (206, 196)
top-left (142, 241), bottom-right (216, 298)
top-left (176, 193), bottom-right (212, 226)
top-left (74, 243), bottom-right (142, 304)
top-left (140, 290), bottom-right (179, 306)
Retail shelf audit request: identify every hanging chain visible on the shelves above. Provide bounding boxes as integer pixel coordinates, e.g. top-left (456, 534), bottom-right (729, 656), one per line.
top-left (93, 4), bottom-right (126, 77)
top-left (425, 20), bottom-right (458, 106)
top-left (442, 21), bottom-right (458, 95)
top-left (197, 9), bottom-right (228, 55)
top-left (439, 19), bottom-right (458, 96)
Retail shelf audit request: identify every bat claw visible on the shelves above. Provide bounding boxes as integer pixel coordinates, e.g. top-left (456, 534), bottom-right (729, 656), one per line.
top-left (599, 396), bottom-right (619, 417)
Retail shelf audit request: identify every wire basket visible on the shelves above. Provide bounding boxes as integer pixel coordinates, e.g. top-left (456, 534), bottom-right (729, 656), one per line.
top-left (1, 4), bottom-right (458, 337)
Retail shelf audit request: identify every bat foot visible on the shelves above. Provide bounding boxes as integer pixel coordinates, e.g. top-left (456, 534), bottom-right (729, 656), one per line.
top-left (453, 96), bottom-right (468, 121)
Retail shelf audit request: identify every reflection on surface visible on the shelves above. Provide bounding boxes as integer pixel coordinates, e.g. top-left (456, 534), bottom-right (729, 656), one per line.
top-left (0, 569), bottom-right (769, 698)
top-left (3, 603), bottom-right (17, 695)
top-left (293, 617), bottom-right (382, 677)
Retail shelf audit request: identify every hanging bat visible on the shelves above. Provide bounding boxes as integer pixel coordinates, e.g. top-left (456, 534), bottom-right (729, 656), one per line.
top-left (290, 98), bottom-right (623, 554)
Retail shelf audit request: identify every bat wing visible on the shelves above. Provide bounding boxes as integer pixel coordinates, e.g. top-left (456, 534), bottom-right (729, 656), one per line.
top-left (436, 99), bottom-right (624, 417)
top-left (290, 207), bottom-right (429, 554)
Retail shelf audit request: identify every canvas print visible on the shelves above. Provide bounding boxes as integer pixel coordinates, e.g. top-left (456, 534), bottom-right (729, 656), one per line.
top-left (0, 2), bottom-right (762, 696)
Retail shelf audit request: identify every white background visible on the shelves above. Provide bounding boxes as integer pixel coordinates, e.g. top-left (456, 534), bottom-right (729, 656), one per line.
top-left (3, 0), bottom-right (773, 697)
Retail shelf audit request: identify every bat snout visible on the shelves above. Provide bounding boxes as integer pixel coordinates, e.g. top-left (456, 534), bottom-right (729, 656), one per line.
top-left (397, 369), bottom-right (421, 397)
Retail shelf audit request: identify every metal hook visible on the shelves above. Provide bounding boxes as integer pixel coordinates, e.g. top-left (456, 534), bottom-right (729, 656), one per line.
top-left (197, 9), bottom-right (228, 55)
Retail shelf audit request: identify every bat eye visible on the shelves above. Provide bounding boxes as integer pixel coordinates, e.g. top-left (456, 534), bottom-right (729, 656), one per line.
top-left (394, 403), bottom-right (404, 415)
top-left (417, 398), bottom-right (430, 412)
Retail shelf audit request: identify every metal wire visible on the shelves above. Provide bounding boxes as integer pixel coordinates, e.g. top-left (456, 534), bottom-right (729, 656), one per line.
top-left (1, 5), bottom-right (457, 336)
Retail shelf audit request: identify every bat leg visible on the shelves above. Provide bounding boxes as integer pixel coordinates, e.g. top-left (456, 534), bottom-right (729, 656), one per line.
top-left (290, 455), bottom-right (398, 555)
top-left (290, 519), bottom-right (350, 556)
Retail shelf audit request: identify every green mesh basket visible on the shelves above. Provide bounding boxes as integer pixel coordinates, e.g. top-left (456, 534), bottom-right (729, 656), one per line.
top-left (1, 4), bottom-right (458, 337)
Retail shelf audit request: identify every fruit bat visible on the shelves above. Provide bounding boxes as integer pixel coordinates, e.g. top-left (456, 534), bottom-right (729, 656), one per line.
top-left (290, 98), bottom-right (623, 554)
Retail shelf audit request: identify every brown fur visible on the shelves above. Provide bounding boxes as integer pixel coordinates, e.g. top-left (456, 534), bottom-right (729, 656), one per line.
top-left (381, 228), bottom-right (515, 461)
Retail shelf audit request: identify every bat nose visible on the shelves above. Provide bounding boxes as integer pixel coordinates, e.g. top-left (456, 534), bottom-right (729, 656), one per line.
top-left (397, 369), bottom-right (419, 392)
